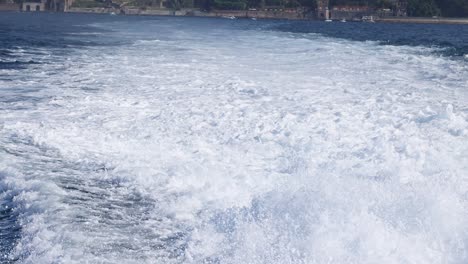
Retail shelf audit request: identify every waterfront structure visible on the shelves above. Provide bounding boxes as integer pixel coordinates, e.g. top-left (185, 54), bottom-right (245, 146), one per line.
top-left (22, 1), bottom-right (45, 11)
top-left (330, 5), bottom-right (371, 20)
top-left (395, 0), bottom-right (407, 16)
top-left (328, 0), bottom-right (407, 20)
top-left (316, 0), bottom-right (329, 19)
top-left (49, 0), bottom-right (74, 11)
top-left (18, 0), bottom-right (74, 11)
top-left (0, 0), bottom-right (19, 11)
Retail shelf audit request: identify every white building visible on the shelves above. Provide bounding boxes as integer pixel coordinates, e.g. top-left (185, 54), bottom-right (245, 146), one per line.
top-left (22, 2), bottom-right (45, 11)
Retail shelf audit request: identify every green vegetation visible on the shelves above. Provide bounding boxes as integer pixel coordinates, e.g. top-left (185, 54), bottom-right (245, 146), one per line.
top-left (71, 0), bottom-right (106, 8)
top-left (199, 0), bottom-right (316, 10)
top-left (129, 0), bottom-right (162, 7)
top-left (330, 0), bottom-right (394, 7)
top-left (407, 0), bottom-right (440, 17)
top-left (407, 0), bottom-right (468, 17)
top-left (213, 0), bottom-right (246, 10)
top-left (67, 0), bottom-right (468, 17)
top-left (298, 0), bottom-right (316, 8)
top-left (330, 0), bottom-right (467, 17)
top-left (164, 0), bottom-right (179, 8)
top-left (435, 0), bottom-right (468, 17)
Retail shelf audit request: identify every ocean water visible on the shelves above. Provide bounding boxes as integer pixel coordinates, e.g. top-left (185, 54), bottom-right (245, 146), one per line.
top-left (1, 12), bottom-right (468, 264)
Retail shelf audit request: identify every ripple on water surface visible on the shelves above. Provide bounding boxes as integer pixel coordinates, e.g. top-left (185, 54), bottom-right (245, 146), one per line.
top-left (0, 13), bottom-right (467, 264)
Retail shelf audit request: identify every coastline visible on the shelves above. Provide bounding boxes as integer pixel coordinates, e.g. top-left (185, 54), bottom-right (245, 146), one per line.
top-left (66, 8), bottom-right (468, 24)
top-left (66, 7), bottom-right (306, 20)
top-left (2, 6), bottom-right (468, 24)
top-left (377, 17), bottom-right (468, 25)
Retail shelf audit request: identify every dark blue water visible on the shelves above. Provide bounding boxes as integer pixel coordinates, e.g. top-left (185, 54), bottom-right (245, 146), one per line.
top-left (1, 12), bottom-right (468, 71)
top-left (0, 12), bottom-right (133, 70)
top-left (270, 21), bottom-right (468, 57)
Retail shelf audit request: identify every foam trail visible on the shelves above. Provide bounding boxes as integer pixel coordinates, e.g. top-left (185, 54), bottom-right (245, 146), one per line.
top-left (0, 17), bottom-right (467, 264)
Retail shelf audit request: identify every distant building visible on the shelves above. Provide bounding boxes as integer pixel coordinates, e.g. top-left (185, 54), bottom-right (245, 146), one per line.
top-left (331, 5), bottom-right (369, 12)
top-left (22, 1), bottom-right (45, 11)
top-left (0, 0), bottom-right (20, 11)
top-left (46, 0), bottom-right (73, 12)
top-left (330, 5), bottom-right (371, 20)
top-left (316, 0), bottom-right (329, 19)
top-left (395, 0), bottom-right (407, 16)
top-left (328, 0), bottom-right (407, 19)
top-left (376, 8), bottom-right (393, 17)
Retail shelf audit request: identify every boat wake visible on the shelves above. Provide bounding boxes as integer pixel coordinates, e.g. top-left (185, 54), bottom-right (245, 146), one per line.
top-left (1, 14), bottom-right (467, 264)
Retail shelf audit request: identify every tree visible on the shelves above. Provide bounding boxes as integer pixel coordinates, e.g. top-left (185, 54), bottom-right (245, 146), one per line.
top-left (327, 0), bottom-right (468, 17)
top-left (166, 0), bottom-right (183, 9)
top-left (247, 0), bottom-right (261, 8)
top-left (298, 0), bottom-right (315, 8)
top-left (213, 0), bottom-right (246, 9)
top-left (435, 0), bottom-right (468, 17)
top-left (407, 0), bottom-right (440, 17)
top-left (373, 0), bottom-right (395, 8)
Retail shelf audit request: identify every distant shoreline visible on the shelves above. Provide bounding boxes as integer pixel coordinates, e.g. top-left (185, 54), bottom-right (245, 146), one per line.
top-left (65, 8), bottom-right (306, 20)
top-left (2, 7), bottom-right (468, 25)
top-left (377, 17), bottom-right (468, 25)
top-left (66, 8), bottom-right (468, 24)
top-left (67, 9), bottom-right (468, 25)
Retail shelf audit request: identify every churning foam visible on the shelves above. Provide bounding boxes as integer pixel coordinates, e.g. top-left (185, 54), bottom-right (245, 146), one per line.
top-left (1, 19), bottom-right (468, 263)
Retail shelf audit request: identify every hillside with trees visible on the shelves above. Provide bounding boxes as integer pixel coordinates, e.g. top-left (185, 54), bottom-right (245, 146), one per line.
top-left (200, 0), bottom-right (468, 17)
top-left (196, 0), bottom-right (316, 11)
top-left (434, 0), bottom-right (468, 17)
top-left (68, 0), bottom-right (468, 17)
top-left (330, 0), bottom-right (468, 17)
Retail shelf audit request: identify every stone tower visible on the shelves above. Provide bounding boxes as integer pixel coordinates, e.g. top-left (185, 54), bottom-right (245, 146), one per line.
top-left (316, 0), bottom-right (329, 19)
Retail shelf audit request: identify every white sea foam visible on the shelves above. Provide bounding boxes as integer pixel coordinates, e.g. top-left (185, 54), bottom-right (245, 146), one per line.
top-left (1, 19), bottom-right (468, 263)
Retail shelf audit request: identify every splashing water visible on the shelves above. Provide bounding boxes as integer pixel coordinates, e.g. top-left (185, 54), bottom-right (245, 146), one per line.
top-left (1, 14), bottom-right (468, 264)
